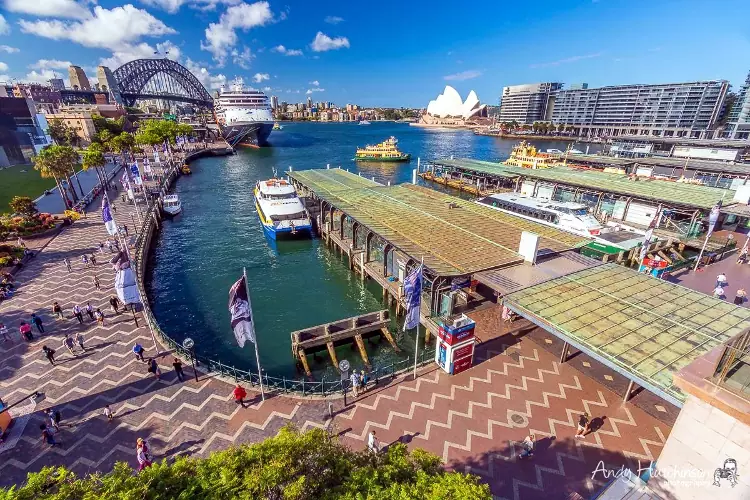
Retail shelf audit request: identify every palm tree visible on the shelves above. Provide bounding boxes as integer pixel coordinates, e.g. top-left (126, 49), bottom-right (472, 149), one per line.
top-left (33, 145), bottom-right (80, 209)
top-left (82, 143), bottom-right (108, 193)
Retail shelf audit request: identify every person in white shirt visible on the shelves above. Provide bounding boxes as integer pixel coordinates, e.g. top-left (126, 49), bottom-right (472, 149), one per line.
top-left (717, 274), bottom-right (728, 287)
top-left (367, 431), bottom-right (380, 453)
top-left (0, 323), bottom-right (9, 342)
top-left (714, 286), bottom-right (725, 299)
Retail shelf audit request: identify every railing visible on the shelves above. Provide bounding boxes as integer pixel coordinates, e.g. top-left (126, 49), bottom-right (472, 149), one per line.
top-left (131, 152), bottom-right (437, 397)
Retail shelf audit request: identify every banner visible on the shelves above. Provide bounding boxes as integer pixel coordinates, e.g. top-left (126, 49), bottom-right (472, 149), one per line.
top-left (101, 197), bottom-right (118, 236)
top-left (153, 150), bottom-right (161, 164)
top-left (402, 263), bottom-right (423, 331)
top-left (707, 200), bottom-right (722, 237)
top-left (143, 158), bottom-right (152, 174)
top-left (130, 163), bottom-right (143, 186)
top-left (228, 275), bottom-right (256, 348)
top-left (639, 204), bottom-right (662, 262)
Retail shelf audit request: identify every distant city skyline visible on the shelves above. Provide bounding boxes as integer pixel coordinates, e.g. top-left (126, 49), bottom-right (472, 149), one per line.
top-left (0, 0), bottom-right (748, 107)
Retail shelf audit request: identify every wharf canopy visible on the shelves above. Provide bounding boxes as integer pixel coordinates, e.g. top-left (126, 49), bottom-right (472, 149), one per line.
top-left (504, 264), bottom-right (750, 406)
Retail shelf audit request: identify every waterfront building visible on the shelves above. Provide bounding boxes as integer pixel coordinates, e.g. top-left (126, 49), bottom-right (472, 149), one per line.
top-left (726, 70), bottom-right (750, 139)
top-left (68, 65), bottom-right (91, 91)
top-left (44, 109), bottom-right (97, 145)
top-left (0, 96), bottom-right (52, 165)
top-left (498, 82), bottom-right (563, 124)
top-left (271, 95), bottom-right (279, 110)
top-left (550, 80), bottom-right (729, 139)
top-left (97, 66), bottom-right (123, 105)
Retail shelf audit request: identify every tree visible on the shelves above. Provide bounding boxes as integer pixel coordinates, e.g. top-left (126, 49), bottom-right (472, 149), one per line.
top-left (109, 131), bottom-right (135, 161)
top-left (32, 145), bottom-right (81, 207)
top-left (82, 143), bottom-right (109, 191)
top-left (9, 196), bottom-right (38, 218)
top-left (2, 426), bottom-right (490, 499)
top-left (134, 119), bottom-right (193, 147)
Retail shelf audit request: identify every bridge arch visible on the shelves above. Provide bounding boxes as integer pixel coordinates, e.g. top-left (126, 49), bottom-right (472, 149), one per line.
top-left (113, 58), bottom-right (213, 108)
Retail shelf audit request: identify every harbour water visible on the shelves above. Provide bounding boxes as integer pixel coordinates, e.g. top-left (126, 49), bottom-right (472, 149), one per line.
top-left (145, 122), bottom-right (602, 379)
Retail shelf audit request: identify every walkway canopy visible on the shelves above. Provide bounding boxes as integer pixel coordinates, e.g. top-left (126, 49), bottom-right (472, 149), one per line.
top-left (503, 263), bottom-right (750, 407)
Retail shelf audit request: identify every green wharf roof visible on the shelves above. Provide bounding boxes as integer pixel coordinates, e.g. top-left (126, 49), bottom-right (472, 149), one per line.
top-left (288, 168), bottom-right (381, 195)
top-left (504, 264), bottom-right (750, 405)
top-left (290, 168), bottom-right (588, 276)
top-left (432, 158), bottom-right (735, 210)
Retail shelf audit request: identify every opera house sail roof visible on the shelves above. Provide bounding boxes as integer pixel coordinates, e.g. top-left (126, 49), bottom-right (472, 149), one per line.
top-left (426, 85), bottom-right (488, 119)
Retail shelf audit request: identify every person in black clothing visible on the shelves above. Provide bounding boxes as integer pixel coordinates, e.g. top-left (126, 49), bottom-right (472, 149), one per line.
top-left (173, 358), bottom-right (185, 382)
top-left (31, 313), bottom-right (44, 333)
top-left (42, 345), bottom-right (56, 365)
top-left (109, 295), bottom-right (121, 314)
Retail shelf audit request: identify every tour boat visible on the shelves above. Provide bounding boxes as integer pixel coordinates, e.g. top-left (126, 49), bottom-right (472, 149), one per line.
top-left (253, 178), bottom-right (312, 239)
top-left (162, 194), bottom-right (182, 216)
top-left (273, 122), bottom-right (283, 130)
top-left (354, 136), bottom-right (411, 162)
top-left (504, 141), bottom-right (562, 169)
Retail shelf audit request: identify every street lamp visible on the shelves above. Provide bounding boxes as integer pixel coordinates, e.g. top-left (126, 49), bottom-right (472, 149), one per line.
top-left (183, 337), bottom-right (198, 382)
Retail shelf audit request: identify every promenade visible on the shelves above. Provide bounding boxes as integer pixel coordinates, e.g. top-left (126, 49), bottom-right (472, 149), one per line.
top-left (0, 166), bottom-right (673, 499)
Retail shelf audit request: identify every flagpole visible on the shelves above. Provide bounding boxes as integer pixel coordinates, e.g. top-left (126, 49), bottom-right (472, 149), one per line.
top-left (413, 257), bottom-right (424, 381)
top-left (244, 267), bottom-right (265, 401)
top-left (693, 234), bottom-right (710, 272)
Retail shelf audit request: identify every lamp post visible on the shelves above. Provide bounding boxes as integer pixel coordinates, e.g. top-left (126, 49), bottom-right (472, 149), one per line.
top-left (183, 337), bottom-right (198, 382)
top-left (721, 234), bottom-right (734, 260)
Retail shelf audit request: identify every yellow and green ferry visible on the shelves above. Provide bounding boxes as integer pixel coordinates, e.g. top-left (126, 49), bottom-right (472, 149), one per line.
top-left (354, 136), bottom-right (411, 162)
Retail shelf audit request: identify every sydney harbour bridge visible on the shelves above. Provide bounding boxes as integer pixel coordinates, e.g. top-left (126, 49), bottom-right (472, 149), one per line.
top-left (112, 58), bottom-right (214, 108)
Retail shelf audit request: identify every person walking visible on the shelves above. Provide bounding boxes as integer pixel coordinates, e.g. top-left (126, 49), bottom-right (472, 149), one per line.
top-left (98, 242), bottom-right (105, 254)
top-left (575, 413), bottom-right (591, 439)
top-left (103, 405), bottom-right (114, 422)
top-left (106, 240), bottom-right (114, 253)
top-left (93, 275), bottom-right (100, 290)
top-left (717, 273), bottom-right (728, 288)
top-left (75, 331), bottom-right (85, 351)
top-left (40, 423), bottom-right (57, 448)
top-left (350, 370), bottom-right (360, 397)
top-left (519, 433), bottom-right (536, 459)
top-left (233, 384), bottom-right (248, 408)
top-left (734, 288), bottom-right (747, 306)
top-left (63, 257), bottom-right (71, 272)
top-left (360, 370), bottom-right (369, 394)
top-left (63, 335), bottom-right (76, 356)
top-left (133, 342), bottom-right (145, 362)
top-left (713, 285), bottom-right (726, 299)
top-left (85, 302), bottom-right (95, 321)
top-left (173, 358), bottom-right (185, 382)
top-left (72, 304), bottom-right (84, 324)
top-left (123, 225), bottom-right (129, 237)
top-left (80, 254), bottom-right (89, 268)
top-left (19, 321), bottom-right (33, 341)
top-left (147, 358), bottom-right (161, 380)
top-left (42, 345), bottom-right (56, 365)
top-left (95, 308), bottom-right (105, 326)
top-left (367, 431), bottom-right (380, 453)
top-left (31, 313), bottom-right (44, 333)
top-left (90, 253), bottom-right (97, 265)
top-left (0, 322), bottom-right (10, 342)
top-left (52, 301), bottom-right (63, 320)
top-left (136, 440), bottom-right (152, 471)
top-left (47, 409), bottom-right (59, 431)
top-left (109, 295), bottom-right (121, 314)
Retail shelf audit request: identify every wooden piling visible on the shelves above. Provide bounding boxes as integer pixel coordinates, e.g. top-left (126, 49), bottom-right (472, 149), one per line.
top-left (354, 334), bottom-right (371, 369)
top-left (327, 342), bottom-right (340, 372)
top-left (380, 327), bottom-right (401, 352)
top-left (298, 348), bottom-right (312, 377)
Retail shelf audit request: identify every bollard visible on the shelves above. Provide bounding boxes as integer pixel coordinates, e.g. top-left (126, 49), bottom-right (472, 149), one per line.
top-left (327, 163), bottom-right (330, 169)
top-left (417, 157), bottom-right (420, 171)
top-left (412, 168), bottom-right (417, 184)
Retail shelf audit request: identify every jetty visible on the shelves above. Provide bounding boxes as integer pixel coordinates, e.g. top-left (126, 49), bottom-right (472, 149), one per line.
top-left (291, 310), bottom-right (399, 376)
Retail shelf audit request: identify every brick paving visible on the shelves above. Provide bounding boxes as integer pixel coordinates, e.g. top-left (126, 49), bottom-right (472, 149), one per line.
top-left (0, 175), bottom-right (676, 499)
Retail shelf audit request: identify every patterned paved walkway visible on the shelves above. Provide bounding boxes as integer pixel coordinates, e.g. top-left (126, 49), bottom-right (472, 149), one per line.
top-left (0, 185), bottom-right (674, 499)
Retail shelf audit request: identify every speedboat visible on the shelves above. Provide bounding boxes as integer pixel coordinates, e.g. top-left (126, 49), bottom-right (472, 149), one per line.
top-left (254, 178), bottom-right (312, 239)
top-left (162, 194), bottom-right (182, 216)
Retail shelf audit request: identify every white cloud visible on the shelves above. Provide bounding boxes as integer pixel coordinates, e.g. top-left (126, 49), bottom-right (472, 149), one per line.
top-left (18, 5), bottom-right (177, 50)
top-left (0, 14), bottom-right (9, 35)
top-left (140, 0), bottom-right (242, 14)
top-left (0, 62), bottom-right (8, 72)
top-left (305, 87), bottom-right (324, 94)
top-left (0, 45), bottom-right (19, 53)
top-left (201, 1), bottom-right (273, 65)
top-left (231, 46), bottom-right (253, 68)
top-left (252, 72), bottom-right (269, 83)
top-left (324, 16), bottom-right (344, 24)
top-left (99, 40), bottom-right (180, 69)
top-left (443, 69), bottom-right (482, 81)
top-left (185, 58), bottom-right (226, 90)
top-left (270, 45), bottom-right (302, 56)
top-left (2, 0), bottom-right (91, 20)
top-left (25, 69), bottom-right (68, 85)
top-left (308, 80), bottom-right (319, 86)
top-left (262, 86), bottom-right (271, 91)
top-left (311, 32), bottom-right (349, 52)
top-left (30, 59), bottom-right (72, 70)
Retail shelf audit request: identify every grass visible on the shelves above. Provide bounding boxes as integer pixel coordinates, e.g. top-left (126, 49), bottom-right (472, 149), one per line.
top-left (0, 164), bottom-right (56, 212)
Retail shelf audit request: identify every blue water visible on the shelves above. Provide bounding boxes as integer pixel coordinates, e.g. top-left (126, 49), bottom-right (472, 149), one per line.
top-left (146, 122), bottom-right (601, 378)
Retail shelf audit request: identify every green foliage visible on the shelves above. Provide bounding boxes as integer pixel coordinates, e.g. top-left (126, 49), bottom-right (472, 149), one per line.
top-left (81, 144), bottom-right (106, 172)
top-left (32, 145), bottom-right (79, 180)
top-left (8, 196), bottom-right (37, 217)
top-left (46, 119), bottom-right (80, 147)
top-left (108, 132), bottom-right (135, 155)
top-left (0, 426), bottom-right (490, 500)
top-left (91, 114), bottom-right (124, 136)
top-left (134, 119), bottom-right (194, 146)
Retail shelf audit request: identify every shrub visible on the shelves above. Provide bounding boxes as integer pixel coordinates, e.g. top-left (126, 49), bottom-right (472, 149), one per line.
top-left (0, 256), bottom-right (12, 267)
top-left (63, 210), bottom-right (81, 221)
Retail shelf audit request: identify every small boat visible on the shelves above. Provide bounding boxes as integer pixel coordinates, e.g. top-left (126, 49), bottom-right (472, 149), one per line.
top-left (358, 120), bottom-right (371, 126)
top-left (546, 148), bottom-right (563, 154)
top-left (181, 164), bottom-right (192, 175)
top-left (569, 148), bottom-right (585, 154)
top-left (273, 122), bottom-right (283, 130)
top-left (254, 178), bottom-right (312, 239)
top-left (162, 194), bottom-right (182, 216)
top-left (354, 136), bottom-right (411, 162)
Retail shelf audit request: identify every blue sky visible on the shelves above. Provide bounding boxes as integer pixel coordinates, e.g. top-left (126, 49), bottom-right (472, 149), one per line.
top-left (0, 0), bottom-right (749, 107)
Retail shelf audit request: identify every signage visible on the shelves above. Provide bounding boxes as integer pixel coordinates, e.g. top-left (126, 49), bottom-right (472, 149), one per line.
top-left (452, 355), bottom-right (473, 375)
top-left (437, 325), bottom-right (475, 346)
top-left (452, 342), bottom-right (474, 362)
top-left (642, 258), bottom-right (667, 269)
top-left (437, 342), bottom-right (447, 369)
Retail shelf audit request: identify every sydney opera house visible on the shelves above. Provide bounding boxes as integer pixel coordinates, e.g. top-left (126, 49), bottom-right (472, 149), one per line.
top-left (419, 85), bottom-right (489, 126)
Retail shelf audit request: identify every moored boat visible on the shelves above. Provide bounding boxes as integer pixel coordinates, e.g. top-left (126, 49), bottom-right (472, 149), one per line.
top-left (354, 136), bottom-right (411, 162)
top-left (358, 120), bottom-right (371, 126)
top-left (254, 178), bottom-right (312, 239)
top-left (162, 194), bottom-right (182, 216)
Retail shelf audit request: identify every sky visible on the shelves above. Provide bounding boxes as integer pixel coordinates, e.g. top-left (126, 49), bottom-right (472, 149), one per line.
top-left (0, 0), bottom-right (749, 108)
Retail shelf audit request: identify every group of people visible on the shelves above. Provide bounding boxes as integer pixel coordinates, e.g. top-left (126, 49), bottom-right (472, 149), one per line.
top-left (39, 408), bottom-right (63, 448)
top-left (713, 273), bottom-right (747, 305)
top-left (0, 272), bottom-right (15, 302)
top-left (349, 369), bottom-right (370, 397)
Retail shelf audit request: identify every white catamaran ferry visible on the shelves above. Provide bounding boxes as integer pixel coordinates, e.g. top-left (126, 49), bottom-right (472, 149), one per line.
top-left (162, 194), bottom-right (182, 216)
top-left (254, 178), bottom-right (312, 239)
top-left (476, 192), bottom-right (603, 237)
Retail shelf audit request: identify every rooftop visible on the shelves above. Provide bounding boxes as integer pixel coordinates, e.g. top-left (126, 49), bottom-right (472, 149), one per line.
top-left (288, 168), bottom-right (381, 195)
top-left (504, 263), bottom-right (750, 405)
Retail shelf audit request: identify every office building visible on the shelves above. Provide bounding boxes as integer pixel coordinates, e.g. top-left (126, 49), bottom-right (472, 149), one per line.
top-left (550, 80), bottom-right (729, 139)
top-left (307, 96), bottom-right (312, 109)
top-left (68, 65), bottom-right (91, 91)
top-left (97, 66), bottom-right (122, 104)
top-left (726, 70), bottom-right (750, 139)
top-left (498, 82), bottom-right (562, 124)
top-left (271, 95), bottom-right (279, 110)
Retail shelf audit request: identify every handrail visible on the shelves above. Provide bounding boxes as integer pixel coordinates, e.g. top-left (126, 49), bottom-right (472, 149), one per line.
top-left (130, 150), bottom-right (436, 397)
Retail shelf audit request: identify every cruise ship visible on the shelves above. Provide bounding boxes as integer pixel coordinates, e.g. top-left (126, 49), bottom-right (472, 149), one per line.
top-left (214, 80), bottom-right (274, 147)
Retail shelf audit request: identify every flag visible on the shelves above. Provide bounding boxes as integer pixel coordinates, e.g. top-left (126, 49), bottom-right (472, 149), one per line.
top-left (707, 199), bottom-right (722, 237)
top-left (130, 163), bottom-right (143, 186)
top-left (143, 158), bottom-right (152, 174)
top-left (639, 204), bottom-right (662, 262)
top-left (153, 150), bottom-right (161, 163)
top-left (742, 237), bottom-right (749, 256)
top-left (228, 275), bottom-right (256, 348)
top-left (101, 197), bottom-right (118, 235)
top-left (402, 263), bottom-right (423, 331)
top-left (120, 171), bottom-right (130, 189)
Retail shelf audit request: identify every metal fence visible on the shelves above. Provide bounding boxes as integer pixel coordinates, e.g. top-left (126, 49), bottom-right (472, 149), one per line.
top-left (130, 155), bottom-right (437, 397)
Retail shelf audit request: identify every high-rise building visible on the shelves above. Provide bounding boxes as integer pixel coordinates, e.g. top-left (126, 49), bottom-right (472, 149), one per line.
top-left (307, 96), bottom-right (312, 109)
top-left (498, 82), bottom-right (562, 124)
top-left (726, 70), bottom-right (750, 139)
top-left (96, 66), bottom-right (122, 104)
top-left (68, 65), bottom-right (91, 91)
top-left (271, 95), bottom-right (279, 110)
top-left (550, 80), bottom-right (729, 139)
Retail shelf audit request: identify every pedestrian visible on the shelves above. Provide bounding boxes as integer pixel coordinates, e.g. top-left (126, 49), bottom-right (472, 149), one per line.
top-left (103, 405), bottom-right (114, 422)
top-left (147, 358), bottom-right (161, 380)
top-left (95, 308), bottom-right (105, 326)
top-left (42, 345), bottom-right (56, 365)
top-left (233, 384), bottom-right (248, 408)
top-left (90, 253), bottom-right (97, 265)
top-left (86, 302), bottom-right (95, 321)
top-left (107, 240), bottom-right (114, 253)
top-left (136, 441), bottom-right (152, 471)
top-left (98, 242), bottom-right (105, 254)
top-left (52, 301), bottom-right (63, 319)
top-left (734, 288), bottom-right (747, 306)
top-left (123, 225), bottom-right (129, 236)
top-left (40, 423), bottom-right (57, 448)
top-left (360, 370), bottom-right (369, 393)
top-left (0, 322), bottom-right (9, 342)
top-left (716, 273), bottom-right (728, 287)
top-left (737, 249), bottom-right (748, 264)
top-left (17, 236), bottom-right (26, 248)
top-left (81, 254), bottom-right (89, 268)
top-left (713, 285), bottom-right (726, 299)
top-left (20, 321), bottom-right (33, 341)
top-left (54, 408), bottom-right (62, 428)
top-left (75, 331), bottom-right (85, 351)
top-left (133, 342), bottom-right (145, 362)
top-left (350, 370), bottom-right (360, 397)
top-left (173, 357), bottom-right (185, 382)
top-left (93, 275), bottom-right (100, 290)
top-left (111, 202), bottom-right (116, 213)
top-left (519, 433), bottom-right (535, 459)
top-left (575, 413), bottom-right (590, 439)
top-left (47, 409), bottom-right (59, 431)
top-left (63, 335), bottom-right (76, 356)
top-left (367, 431), bottom-right (380, 453)
top-left (109, 295), bottom-right (121, 314)
top-left (72, 304), bottom-right (84, 324)
top-left (31, 313), bottom-right (44, 333)
top-left (63, 257), bottom-right (71, 272)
